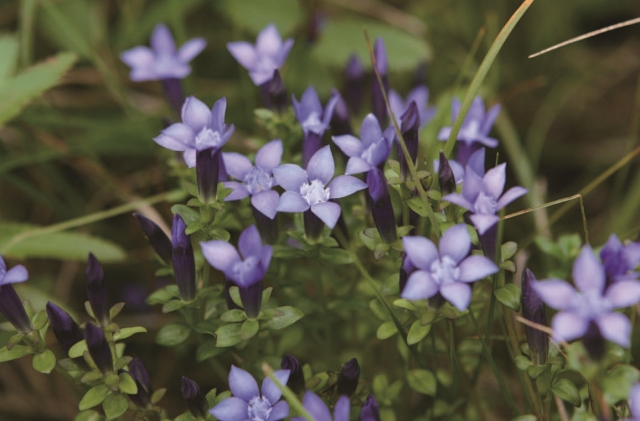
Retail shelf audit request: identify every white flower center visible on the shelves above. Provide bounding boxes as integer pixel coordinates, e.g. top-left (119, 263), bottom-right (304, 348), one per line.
top-left (302, 112), bottom-right (322, 130)
top-left (430, 256), bottom-right (460, 286)
top-left (232, 256), bottom-right (260, 286)
top-left (474, 192), bottom-right (497, 215)
top-left (247, 396), bottom-right (272, 421)
top-left (300, 180), bottom-right (330, 206)
top-left (195, 127), bottom-right (222, 151)
top-left (244, 167), bottom-right (274, 195)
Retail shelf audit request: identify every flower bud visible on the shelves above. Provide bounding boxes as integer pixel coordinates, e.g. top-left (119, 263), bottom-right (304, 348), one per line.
top-left (239, 280), bottom-right (263, 319)
top-left (84, 323), bottom-right (113, 374)
top-left (367, 168), bottom-right (397, 244)
top-left (196, 147), bottom-right (223, 203)
top-left (0, 284), bottom-right (33, 334)
top-left (133, 213), bottom-right (172, 263)
top-left (344, 54), bottom-right (365, 114)
top-left (360, 395), bottom-right (381, 421)
top-left (438, 151), bottom-right (457, 196)
top-left (371, 38), bottom-right (389, 123)
top-left (302, 132), bottom-right (323, 170)
top-left (337, 358), bottom-right (360, 396)
top-left (330, 90), bottom-right (352, 136)
top-left (521, 268), bottom-right (548, 365)
top-left (268, 69), bottom-right (288, 113)
top-left (171, 214), bottom-right (197, 302)
top-left (281, 355), bottom-right (305, 394)
top-left (86, 253), bottom-right (110, 327)
top-left (182, 376), bottom-right (208, 418)
top-left (46, 302), bottom-right (83, 354)
top-left (127, 358), bottom-right (152, 407)
top-left (398, 101), bottom-right (420, 180)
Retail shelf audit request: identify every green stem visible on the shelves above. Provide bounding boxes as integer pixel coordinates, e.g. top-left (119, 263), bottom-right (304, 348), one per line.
top-left (262, 363), bottom-right (314, 421)
top-left (19, 0), bottom-right (36, 67)
top-left (449, 320), bottom-right (460, 396)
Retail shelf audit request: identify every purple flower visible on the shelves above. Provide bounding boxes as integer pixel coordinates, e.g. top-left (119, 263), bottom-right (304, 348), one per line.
top-left (86, 253), bottom-right (110, 327)
top-left (0, 255), bottom-right (31, 334)
top-left (209, 365), bottom-right (290, 421)
top-left (46, 302), bottom-right (84, 354)
top-left (223, 139), bottom-right (283, 219)
top-left (293, 87), bottom-right (339, 168)
top-left (172, 214), bottom-right (197, 302)
top-left (273, 146), bottom-right (367, 231)
top-left (360, 395), bottom-right (380, 421)
top-left (532, 246), bottom-right (640, 348)
top-left (329, 90), bottom-right (352, 136)
top-left (227, 24), bottom-right (294, 86)
top-left (388, 86), bottom-right (436, 129)
top-left (367, 167), bottom-right (397, 244)
top-left (333, 114), bottom-right (394, 175)
top-left (337, 358), bottom-right (360, 396)
top-left (133, 213), bottom-right (172, 263)
top-left (280, 355), bottom-right (305, 394)
top-left (127, 358), bottom-right (152, 408)
top-left (154, 96), bottom-right (234, 168)
top-left (291, 392), bottom-right (350, 421)
top-left (401, 224), bottom-right (499, 311)
top-left (433, 147), bottom-right (485, 187)
top-left (84, 323), bottom-right (113, 374)
top-left (626, 383), bottom-right (640, 421)
top-left (521, 269), bottom-right (548, 365)
top-left (442, 162), bottom-right (527, 235)
top-left (120, 23), bottom-right (206, 82)
top-left (344, 54), bottom-right (365, 114)
top-left (182, 376), bottom-right (208, 418)
top-left (600, 234), bottom-right (640, 284)
top-left (371, 38), bottom-right (389, 123)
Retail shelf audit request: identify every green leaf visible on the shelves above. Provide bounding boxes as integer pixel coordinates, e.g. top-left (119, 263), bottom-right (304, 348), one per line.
top-left (262, 306), bottom-right (304, 330)
top-left (0, 52), bottom-right (77, 127)
top-left (74, 410), bottom-right (102, 421)
top-left (241, 319), bottom-right (259, 341)
top-left (151, 388), bottom-right (167, 404)
top-left (32, 310), bottom-right (49, 330)
top-left (155, 323), bottom-right (191, 347)
top-left (0, 223), bottom-right (125, 262)
top-left (514, 355), bottom-right (533, 371)
top-left (32, 349), bottom-right (56, 374)
top-left (602, 364), bottom-right (640, 405)
top-left (109, 303), bottom-right (125, 320)
top-left (406, 369), bottom-right (437, 396)
top-left (319, 248), bottom-right (353, 265)
top-left (215, 323), bottom-right (243, 347)
top-left (526, 364), bottom-right (547, 380)
top-left (78, 385), bottom-right (110, 410)
top-left (407, 320), bottom-right (431, 345)
top-left (0, 345), bottom-right (33, 362)
top-left (228, 286), bottom-right (243, 308)
top-left (113, 326), bottom-right (147, 341)
top-left (501, 241), bottom-right (518, 260)
top-left (376, 321), bottom-right (398, 340)
top-left (171, 204), bottom-right (201, 225)
top-left (175, 413), bottom-right (197, 421)
top-left (196, 340), bottom-right (227, 362)
top-left (406, 197), bottom-right (429, 218)
top-left (162, 299), bottom-right (187, 313)
top-left (219, 0), bottom-right (302, 35)
top-left (262, 287), bottom-right (273, 304)
top-left (68, 340), bottom-right (88, 358)
top-left (146, 286), bottom-right (178, 305)
top-left (102, 393), bottom-right (128, 420)
top-left (0, 35), bottom-right (19, 81)
top-left (221, 309), bottom-right (247, 323)
top-left (494, 284), bottom-right (521, 312)
top-left (550, 378), bottom-right (581, 407)
top-left (118, 372), bottom-right (138, 395)
top-left (512, 416), bottom-right (537, 421)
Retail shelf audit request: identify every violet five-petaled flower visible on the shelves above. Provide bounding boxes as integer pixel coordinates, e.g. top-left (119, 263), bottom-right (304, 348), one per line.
top-left (388, 86), bottom-right (436, 129)
top-left (625, 382), bottom-right (640, 421)
top-left (227, 24), bottom-right (294, 86)
top-left (223, 139), bottom-right (283, 219)
top-left (401, 224), bottom-right (499, 311)
top-left (209, 365), bottom-right (290, 421)
top-left (333, 114), bottom-right (394, 175)
top-left (532, 245), bottom-right (640, 348)
top-left (442, 162), bottom-right (527, 235)
top-left (600, 234), bottom-right (640, 284)
top-left (291, 392), bottom-right (350, 421)
top-left (0, 254), bottom-right (31, 334)
top-left (120, 23), bottom-right (206, 82)
top-left (273, 146), bottom-right (367, 230)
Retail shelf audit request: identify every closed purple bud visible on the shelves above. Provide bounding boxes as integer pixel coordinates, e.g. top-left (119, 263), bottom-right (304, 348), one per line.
top-left (133, 213), bottom-right (172, 263)
top-left (438, 151), bottom-right (456, 196)
top-left (337, 358), bottom-right (360, 396)
top-left (281, 355), bottom-right (305, 393)
top-left (478, 223), bottom-right (498, 262)
top-left (86, 253), bottom-right (110, 327)
top-left (0, 284), bottom-right (33, 334)
top-left (345, 54), bottom-right (365, 114)
top-left (302, 132), bottom-right (323, 169)
top-left (84, 323), bottom-right (113, 374)
top-left (46, 302), bottom-right (83, 354)
top-left (367, 168), bottom-right (397, 244)
top-left (128, 358), bottom-right (152, 407)
top-left (360, 395), bottom-right (381, 421)
top-left (398, 102), bottom-right (420, 179)
top-left (181, 376), bottom-right (208, 418)
top-left (268, 69), bottom-right (288, 113)
top-left (239, 280), bottom-right (263, 319)
top-left (330, 90), bottom-right (352, 136)
top-left (196, 147), bottom-right (223, 203)
top-left (171, 214), bottom-right (197, 302)
top-left (371, 38), bottom-right (389, 123)
top-left (521, 269), bottom-right (548, 365)
top-left (373, 38), bottom-right (388, 75)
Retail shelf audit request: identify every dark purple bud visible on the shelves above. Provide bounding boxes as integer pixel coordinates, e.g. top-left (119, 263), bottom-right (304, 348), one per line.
top-left (478, 223), bottom-right (498, 262)
top-left (344, 54), bottom-right (365, 114)
top-left (398, 102), bottom-right (420, 180)
top-left (373, 38), bottom-right (388, 76)
top-left (127, 358), bottom-right (152, 407)
top-left (371, 38), bottom-right (390, 123)
top-left (86, 253), bottom-right (110, 327)
top-left (330, 90), bottom-right (352, 136)
top-left (161, 78), bottom-right (185, 117)
top-left (181, 376), bottom-right (208, 418)
top-left (360, 395), bottom-right (381, 421)
top-left (252, 204), bottom-right (278, 245)
top-left (583, 321), bottom-right (605, 361)
top-left (303, 208), bottom-right (325, 241)
top-left (281, 355), bottom-right (305, 393)
top-left (171, 214), bottom-right (197, 302)
top-left (133, 213), bottom-right (172, 263)
top-left (239, 280), bottom-right (263, 319)
top-left (337, 358), bottom-right (360, 396)
top-left (84, 323), bottom-right (113, 374)
top-left (367, 168), bottom-right (397, 244)
top-left (46, 302), bottom-right (83, 354)
top-left (0, 284), bottom-right (33, 334)
top-left (521, 269), bottom-right (549, 365)
top-left (438, 151), bottom-right (456, 196)
top-left (302, 132), bottom-right (323, 169)
top-left (196, 147), bottom-right (222, 203)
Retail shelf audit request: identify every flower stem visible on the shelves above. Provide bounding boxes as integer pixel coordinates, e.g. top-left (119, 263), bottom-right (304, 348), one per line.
top-left (262, 363), bottom-right (315, 421)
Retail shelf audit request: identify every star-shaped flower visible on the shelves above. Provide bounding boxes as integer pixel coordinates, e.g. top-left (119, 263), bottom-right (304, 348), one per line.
top-left (0, 254), bottom-right (31, 334)
top-left (120, 23), bottom-right (206, 81)
top-left (227, 24), bottom-right (294, 86)
top-left (154, 96), bottom-right (234, 167)
top-left (600, 234), bottom-right (640, 284)
top-left (532, 245), bottom-right (640, 347)
top-left (333, 114), bottom-right (394, 175)
top-left (293, 87), bottom-right (339, 138)
top-left (291, 392), bottom-right (350, 421)
top-left (0, 255), bottom-right (27, 286)
top-left (209, 365), bottom-right (290, 421)
top-left (401, 224), bottom-right (499, 311)
top-left (273, 146), bottom-right (367, 229)
top-left (388, 86), bottom-right (436, 129)
top-left (437, 96), bottom-right (501, 148)
top-left (223, 139), bottom-right (283, 219)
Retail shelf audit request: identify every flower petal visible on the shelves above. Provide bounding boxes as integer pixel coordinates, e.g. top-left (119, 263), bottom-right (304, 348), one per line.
top-left (458, 255), bottom-right (498, 282)
top-left (441, 282), bottom-right (472, 311)
top-left (332, 135), bottom-right (363, 157)
top-left (273, 164), bottom-right (308, 192)
top-left (209, 397), bottom-right (249, 421)
top-left (276, 39), bottom-right (294, 67)
top-left (181, 96), bottom-right (211, 131)
top-left (401, 271), bottom-right (438, 300)
top-left (154, 123), bottom-right (194, 151)
top-left (483, 163), bottom-right (506, 199)
top-left (597, 312), bottom-right (631, 347)
top-left (573, 246), bottom-right (605, 294)
top-left (1, 265), bottom-right (28, 285)
top-left (177, 38), bottom-right (206, 62)
top-left (551, 311), bottom-right (588, 343)
top-left (238, 225), bottom-right (262, 260)
top-left (402, 236), bottom-right (438, 271)
top-left (223, 153), bottom-right (252, 181)
top-left (223, 182), bottom-right (249, 201)
top-left (276, 191), bottom-right (309, 213)
top-left (630, 383), bottom-right (640, 417)
top-left (442, 193), bottom-right (473, 210)
top-left (345, 157), bottom-right (373, 175)
top-left (256, 24), bottom-right (283, 57)
top-left (307, 146), bottom-right (334, 185)
top-left (120, 46), bottom-right (155, 68)
top-left (481, 104), bottom-right (501, 135)
top-left (328, 175), bottom-right (367, 199)
top-left (183, 150), bottom-right (196, 168)
top-left (227, 41), bottom-right (258, 70)
top-left (605, 280), bottom-right (640, 308)
top-left (251, 190), bottom-right (280, 219)
top-left (461, 167), bottom-right (484, 202)
top-left (200, 241), bottom-right (241, 273)
top-left (256, 139), bottom-right (283, 170)
top-left (267, 400), bottom-right (290, 421)
top-left (262, 369), bottom-right (290, 404)
top-left (467, 147), bottom-right (485, 177)
top-left (229, 365), bottom-right (260, 402)
top-left (360, 113), bottom-right (383, 147)
top-left (531, 279), bottom-right (577, 310)
top-left (311, 201), bottom-right (341, 229)
top-left (496, 186), bottom-right (528, 210)
top-left (302, 391), bottom-right (332, 421)
top-left (469, 213), bottom-right (499, 235)
top-left (151, 23), bottom-right (176, 54)
top-left (439, 224), bottom-right (471, 264)
top-left (437, 126), bottom-right (451, 141)
top-left (333, 395), bottom-right (351, 421)
top-left (210, 97), bottom-right (228, 133)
